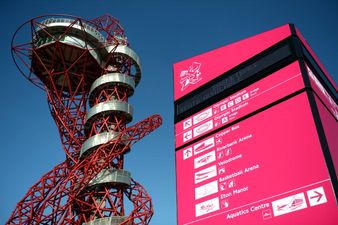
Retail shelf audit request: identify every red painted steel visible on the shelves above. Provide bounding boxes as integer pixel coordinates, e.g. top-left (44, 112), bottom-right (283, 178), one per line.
top-left (8, 14), bottom-right (161, 224)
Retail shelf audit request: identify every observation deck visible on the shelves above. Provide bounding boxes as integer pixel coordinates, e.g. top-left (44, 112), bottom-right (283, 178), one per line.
top-left (28, 16), bottom-right (141, 93)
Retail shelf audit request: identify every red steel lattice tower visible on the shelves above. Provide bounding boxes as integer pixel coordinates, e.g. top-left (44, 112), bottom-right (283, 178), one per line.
top-left (9, 14), bottom-right (162, 225)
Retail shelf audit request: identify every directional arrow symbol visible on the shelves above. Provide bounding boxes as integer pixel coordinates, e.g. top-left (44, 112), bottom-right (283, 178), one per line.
top-left (183, 147), bottom-right (193, 160)
top-left (307, 186), bottom-right (327, 207)
top-left (183, 119), bottom-right (192, 129)
top-left (310, 191), bottom-right (323, 202)
top-left (183, 131), bottom-right (192, 142)
top-left (184, 133), bottom-right (191, 139)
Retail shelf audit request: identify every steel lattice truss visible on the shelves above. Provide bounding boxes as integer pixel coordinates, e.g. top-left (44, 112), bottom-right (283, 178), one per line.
top-left (8, 14), bottom-right (162, 225)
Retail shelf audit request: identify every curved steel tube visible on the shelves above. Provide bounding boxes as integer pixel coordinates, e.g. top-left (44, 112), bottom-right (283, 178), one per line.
top-left (83, 216), bottom-right (128, 225)
top-left (80, 131), bottom-right (130, 158)
top-left (80, 131), bottom-right (120, 158)
top-left (88, 73), bottom-right (135, 107)
top-left (85, 101), bottom-right (133, 134)
top-left (89, 169), bottom-right (131, 187)
top-left (107, 45), bottom-right (141, 86)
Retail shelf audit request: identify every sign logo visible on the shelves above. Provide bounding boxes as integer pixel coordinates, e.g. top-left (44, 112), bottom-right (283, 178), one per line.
top-left (194, 151), bottom-right (216, 169)
top-left (193, 120), bottom-right (213, 137)
top-left (179, 62), bottom-right (202, 91)
top-left (194, 165), bottom-right (217, 184)
top-left (193, 108), bottom-right (213, 125)
top-left (272, 193), bottom-right (307, 216)
top-left (194, 137), bottom-right (215, 155)
top-left (195, 180), bottom-right (218, 200)
top-left (195, 197), bottom-right (220, 217)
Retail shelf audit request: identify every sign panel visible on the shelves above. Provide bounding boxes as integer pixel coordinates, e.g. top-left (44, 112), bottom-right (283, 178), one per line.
top-left (306, 64), bottom-right (338, 176)
top-left (173, 24), bottom-right (292, 100)
top-left (176, 93), bottom-right (338, 225)
top-left (175, 61), bottom-right (304, 148)
top-left (296, 27), bottom-right (337, 90)
top-left (306, 64), bottom-right (338, 120)
top-left (314, 94), bottom-right (338, 177)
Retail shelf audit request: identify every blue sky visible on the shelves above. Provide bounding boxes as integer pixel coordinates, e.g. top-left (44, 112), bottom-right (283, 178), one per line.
top-left (0, 0), bottom-right (337, 224)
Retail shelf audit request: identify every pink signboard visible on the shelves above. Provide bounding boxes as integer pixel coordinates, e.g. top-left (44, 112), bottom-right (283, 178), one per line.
top-left (296, 27), bottom-right (338, 91)
top-left (176, 92), bottom-right (338, 225)
top-left (306, 64), bottom-right (338, 120)
top-left (314, 91), bottom-right (338, 178)
top-left (173, 24), bottom-right (292, 100)
top-left (175, 61), bottom-right (304, 148)
top-left (306, 64), bottom-right (338, 176)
